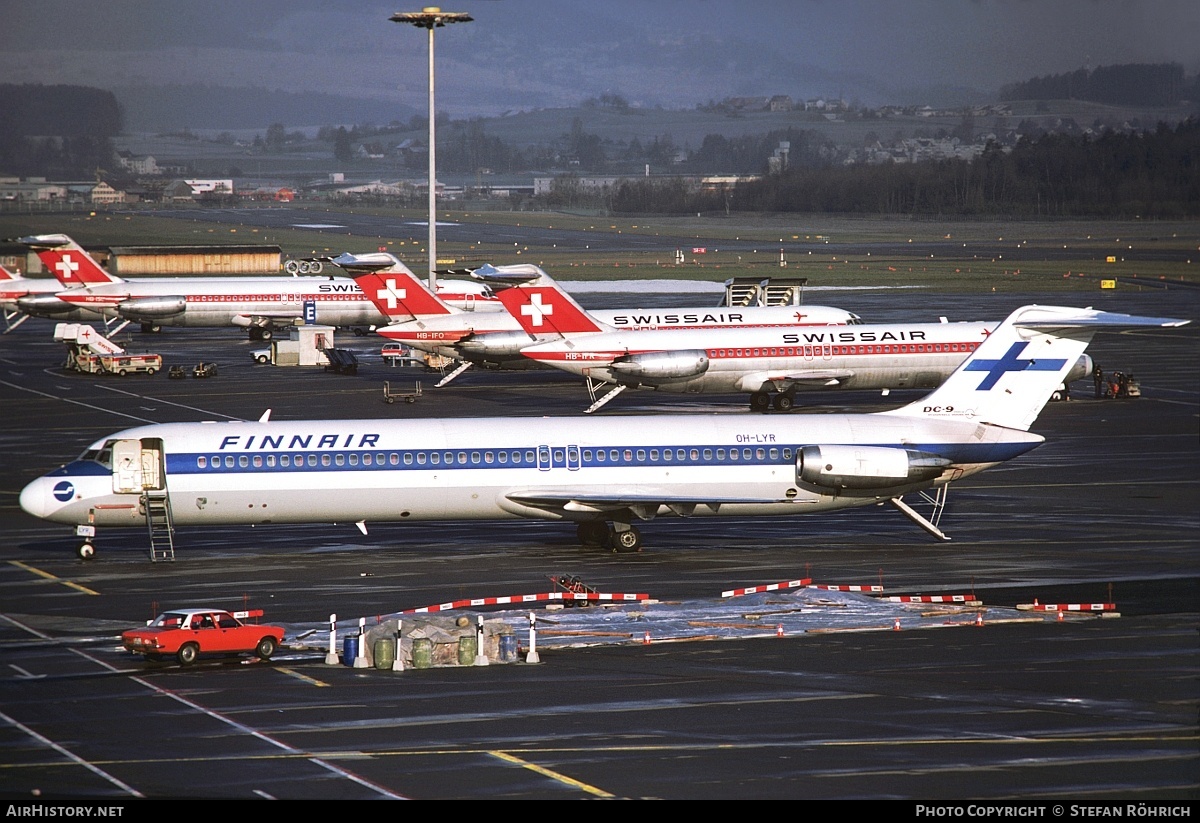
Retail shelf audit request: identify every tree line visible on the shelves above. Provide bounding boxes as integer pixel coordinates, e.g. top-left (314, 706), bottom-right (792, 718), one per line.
top-left (0, 84), bottom-right (121, 177)
top-left (610, 118), bottom-right (1199, 219)
top-left (1000, 63), bottom-right (1196, 108)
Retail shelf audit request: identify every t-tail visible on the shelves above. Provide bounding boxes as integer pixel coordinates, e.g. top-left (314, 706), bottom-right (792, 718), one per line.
top-left (352, 270), bottom-right (456, 323)
top-left (886, 304), bottom-right (1190, 431)
top-left (474, 263), bottom-right (611, 338)
top-left (19, 234), bottom-right (122, 286)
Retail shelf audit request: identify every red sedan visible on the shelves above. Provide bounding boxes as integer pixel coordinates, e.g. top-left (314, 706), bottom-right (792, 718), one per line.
top-left (122, 607), bottom-right (285, 665)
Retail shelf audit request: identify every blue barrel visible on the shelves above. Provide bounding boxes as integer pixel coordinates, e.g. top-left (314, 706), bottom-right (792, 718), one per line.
top-left (343, 634), bottom-right (358, 666)
top-left (498, 633), bottom-right (517, 663)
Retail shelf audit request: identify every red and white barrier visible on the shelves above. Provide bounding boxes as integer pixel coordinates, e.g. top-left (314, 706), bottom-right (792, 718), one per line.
top-left (1017, 602), bottom-right (1116, 612)
top-left (401, 590), bottom-right (649, 614)
top-left (722, 578), bottom-right (812, 598)
top-left (878, 594), bottom-right (977, 604)
top-left (808, 584), bottom-right (884, 593)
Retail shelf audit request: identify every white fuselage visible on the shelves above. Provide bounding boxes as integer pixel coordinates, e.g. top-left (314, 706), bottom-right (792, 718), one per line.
top-left (378, 304), bottom-right (859, 364)
top-left (521, 320), bottom-right (996, 394)
top-left (52, 277), bottom-right (496, 329)
top-left (19, 413), bottom-right (1040, 533)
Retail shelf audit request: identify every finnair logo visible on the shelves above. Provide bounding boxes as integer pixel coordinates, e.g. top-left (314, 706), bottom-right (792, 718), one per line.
top-left (374, 278), bottom-right (406, 310)
top-left (53, 481), bottom-right (75, 502)
top-left (56, 254), bottom-right (79, 281)
top-left (965, 342), bottom-right (1066, 389)
top-left (522, 293), bottom-right (554, 327)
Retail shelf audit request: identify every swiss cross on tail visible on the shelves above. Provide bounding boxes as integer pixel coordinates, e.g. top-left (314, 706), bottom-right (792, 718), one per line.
top-left (41, 251), bottom-right (83, 286)
top-left (496, 286), bottom-right (605, 336)
top-left (354, 271), bottom-right (453, 320)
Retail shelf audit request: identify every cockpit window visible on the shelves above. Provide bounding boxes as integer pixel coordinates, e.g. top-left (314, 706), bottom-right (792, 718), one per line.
top-left (79, 443), bottom-right (114, 467)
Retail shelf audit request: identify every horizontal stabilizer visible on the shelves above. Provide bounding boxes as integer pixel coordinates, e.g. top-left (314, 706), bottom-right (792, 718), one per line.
top-left (888, 304), bottom-right (1190, 431)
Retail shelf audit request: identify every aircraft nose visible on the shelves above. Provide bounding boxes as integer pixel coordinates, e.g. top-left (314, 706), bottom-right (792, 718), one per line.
top-left (19, 476), bottom-right (60, 519)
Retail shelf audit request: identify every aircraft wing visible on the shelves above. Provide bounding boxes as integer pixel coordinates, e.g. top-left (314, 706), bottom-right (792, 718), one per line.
top-left (233, 310), bottom-right (305, 321)
top-left (505, 487), bottom-right (790, 520)
top-left (770, 368), bottom-right (855, 384)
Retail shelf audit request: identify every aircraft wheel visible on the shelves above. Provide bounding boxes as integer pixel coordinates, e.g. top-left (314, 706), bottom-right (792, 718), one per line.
top-left (749, 392), bottom-right (771, 412)
top-left (260, 328), bottom-right (273, 341)
top-left (577, 521), bottom-right (609, 547)
top-left (773, 394), bottom-right (794, 411)
top-left (78, 542), bottom-right (95, 560)
top-left (610, 526), bottom-right (642, 553)
top-left (255, 637), bottom-right (277, 660)
top-left (177, 643), bottom-right (199, 666)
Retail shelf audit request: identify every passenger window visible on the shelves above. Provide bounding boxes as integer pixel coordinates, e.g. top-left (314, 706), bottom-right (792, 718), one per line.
top-left (197, 456), bottom-right (207, 469)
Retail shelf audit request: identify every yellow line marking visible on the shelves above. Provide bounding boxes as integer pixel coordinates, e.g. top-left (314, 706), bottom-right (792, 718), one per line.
top-left (10, 561), bottom-right (100, 595)
top-left (275, 667), bottom-right (329, 687)
top-left (488, 750), bottom-right (616, 798)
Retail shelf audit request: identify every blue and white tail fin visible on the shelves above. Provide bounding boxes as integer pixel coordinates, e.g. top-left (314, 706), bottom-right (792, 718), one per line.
top-left (886, 304), bottom-right (1190, 431)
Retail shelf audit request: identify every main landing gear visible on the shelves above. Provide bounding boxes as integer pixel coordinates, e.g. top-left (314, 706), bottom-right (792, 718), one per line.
top-left (750, 391), bottom-right (795, 412)
top-left (576, 521), bottom-right (642, 553)
top-left (249, 327), bottom-right (274, 341)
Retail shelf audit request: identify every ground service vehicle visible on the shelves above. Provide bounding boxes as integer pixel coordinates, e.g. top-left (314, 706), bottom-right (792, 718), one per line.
top-left (121, 608), bottom-right (285, 665)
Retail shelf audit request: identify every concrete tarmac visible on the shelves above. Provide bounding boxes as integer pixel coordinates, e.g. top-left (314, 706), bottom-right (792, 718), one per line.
top-left (0, 287), bottom-right (1196, 801)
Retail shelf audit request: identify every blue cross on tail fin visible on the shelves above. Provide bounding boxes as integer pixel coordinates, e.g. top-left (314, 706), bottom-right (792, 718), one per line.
top-left (887, 305), bottom-right (1189, 431)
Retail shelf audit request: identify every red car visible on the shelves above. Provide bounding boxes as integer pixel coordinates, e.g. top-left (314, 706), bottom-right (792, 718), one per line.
top-left (122, 607), bottom-right (285, 665)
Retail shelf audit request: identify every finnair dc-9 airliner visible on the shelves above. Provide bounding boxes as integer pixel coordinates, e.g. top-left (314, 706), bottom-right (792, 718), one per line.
top-left (18, 305), bottom-right (1188, 559)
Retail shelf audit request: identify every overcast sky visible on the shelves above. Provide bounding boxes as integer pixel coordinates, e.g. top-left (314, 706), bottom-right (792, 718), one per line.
top-left (2, 0), bottom-right (1197, 117)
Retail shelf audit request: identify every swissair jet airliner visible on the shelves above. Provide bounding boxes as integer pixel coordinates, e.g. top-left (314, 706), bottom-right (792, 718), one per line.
top-left (340, 254), bottom-right (859, 386)
top-left (19, 305), bottom-right (1187, 558)
top-left (479, 266), bottom-right (1093, 413)
top-left (0, 263), bottom-right (106, 331)
top-left (19, 234), bottom-right (496, 340)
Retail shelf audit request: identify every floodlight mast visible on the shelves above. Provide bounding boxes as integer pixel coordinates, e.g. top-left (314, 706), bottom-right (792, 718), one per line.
top-left (390, 7), bottom-right (473, 292)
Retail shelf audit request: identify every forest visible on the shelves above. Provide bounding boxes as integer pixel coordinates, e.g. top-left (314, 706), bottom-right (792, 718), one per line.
top-left (610, 118), bottom-right (1199, 219)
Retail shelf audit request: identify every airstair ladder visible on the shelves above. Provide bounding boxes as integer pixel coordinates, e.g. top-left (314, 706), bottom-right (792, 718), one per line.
top-left (143, 491), bottom-right (176, 561)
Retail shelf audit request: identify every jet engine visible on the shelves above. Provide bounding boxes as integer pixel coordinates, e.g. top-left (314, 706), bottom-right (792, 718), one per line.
top-left (455, 330), bottom-right (534, 358)
top-left (116, 296), bottom-right (187, 320)
top-left (16, 294), bottom-right (83, 315)
top-left (608, 350), bottom-right (709, 382)
top-left (796, 444), bottom-right (951, 490)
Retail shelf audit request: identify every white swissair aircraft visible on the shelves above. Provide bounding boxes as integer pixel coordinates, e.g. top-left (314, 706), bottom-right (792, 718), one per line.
top-left (0, 262), bottom-right (107, 331)
top-left (338, 253), bottom-right (860, 387)
top-left (19, 234), bottom-right (498, 340)
top-left (480, 267), bottom-right (1094, 413)
top-left (19, 304), bottom-right (1187, 557)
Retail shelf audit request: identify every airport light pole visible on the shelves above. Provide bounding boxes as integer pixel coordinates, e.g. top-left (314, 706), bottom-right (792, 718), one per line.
top-left (391, 6), bottom-right (473, 292)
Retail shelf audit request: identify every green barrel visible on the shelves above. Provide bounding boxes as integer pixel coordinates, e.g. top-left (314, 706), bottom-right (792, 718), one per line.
top-left (373, 637), bottom-right (396, 670)
top-left (412, 637), bottom-right (432, 669)
top-left (457, 634), bottom-right (477, 665)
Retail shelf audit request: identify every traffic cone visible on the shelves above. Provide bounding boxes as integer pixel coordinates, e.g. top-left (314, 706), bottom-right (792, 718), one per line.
top-left (642, 631), bottom-right (651, 645)
top-left (893, 618), bottom-right (901, 631)
top-left (975, 612), bottom-right (983, 627)
top-left (776, 624), bottom-right (784, 637)
top-left (1057, 610), bottom-right (1064, 622)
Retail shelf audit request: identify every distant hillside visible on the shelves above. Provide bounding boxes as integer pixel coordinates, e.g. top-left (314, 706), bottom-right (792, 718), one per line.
top-left (113, 84), bottom-right (418, 132)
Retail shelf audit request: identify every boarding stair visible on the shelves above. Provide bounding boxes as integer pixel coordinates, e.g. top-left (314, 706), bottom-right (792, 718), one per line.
top-left (143, 490), bottom-right (176, 562)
